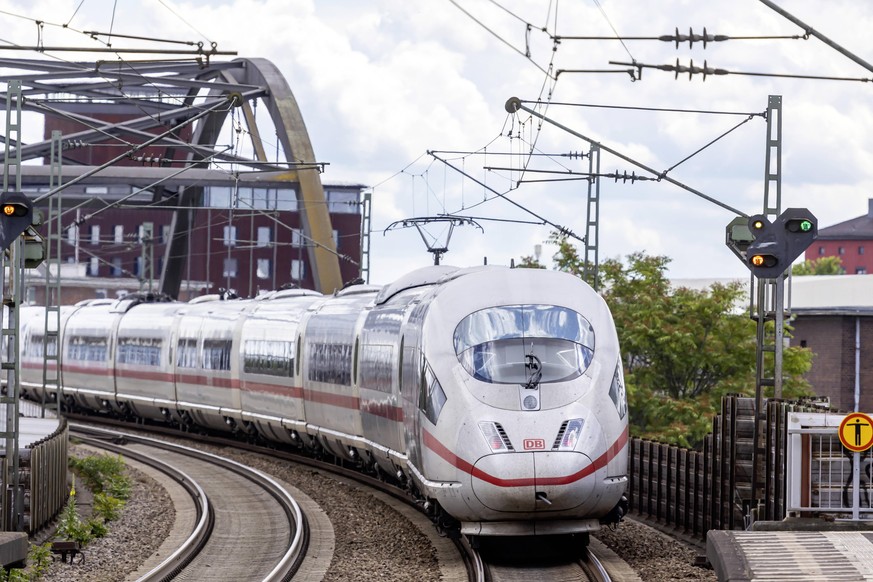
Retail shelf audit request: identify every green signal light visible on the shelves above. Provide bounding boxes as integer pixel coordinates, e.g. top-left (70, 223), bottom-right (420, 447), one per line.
top-left (799, 220), bottom-right (812, 232)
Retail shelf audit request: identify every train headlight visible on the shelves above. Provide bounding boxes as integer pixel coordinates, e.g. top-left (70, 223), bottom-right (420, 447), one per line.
top-left (478, 421), bottom-right (513, 453)
top-left (555, 418), bottom-right (584, 451)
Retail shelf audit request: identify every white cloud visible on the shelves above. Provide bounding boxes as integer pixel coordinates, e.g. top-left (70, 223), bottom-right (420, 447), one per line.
top-left (3, 0), bottom-right (873, 285)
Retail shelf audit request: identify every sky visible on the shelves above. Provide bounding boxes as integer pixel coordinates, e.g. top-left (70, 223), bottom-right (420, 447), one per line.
top-left (3, 0), bottom-right (873, 285)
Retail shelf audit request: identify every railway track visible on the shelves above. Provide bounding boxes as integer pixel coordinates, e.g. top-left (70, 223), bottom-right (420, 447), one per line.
top-left (460, 533), bottom-right (616, 582)
top-left (71, 423), bottom-right (307, 581)
top-left (69, 416), bottom-right (643, 581)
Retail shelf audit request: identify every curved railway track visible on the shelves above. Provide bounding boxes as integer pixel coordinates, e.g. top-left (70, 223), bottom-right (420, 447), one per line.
top-left (69, 415), bottom-right (639, 582)
top-left (71, 424), bottom-right (307, 581)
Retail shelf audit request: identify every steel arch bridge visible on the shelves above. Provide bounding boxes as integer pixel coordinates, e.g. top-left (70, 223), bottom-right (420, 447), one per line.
top-left (0, 57), bottom-right (343, 296)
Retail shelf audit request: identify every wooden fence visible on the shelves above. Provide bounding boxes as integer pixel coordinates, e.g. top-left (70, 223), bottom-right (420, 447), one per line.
top-left (627, 395), bottom-right (830, 541)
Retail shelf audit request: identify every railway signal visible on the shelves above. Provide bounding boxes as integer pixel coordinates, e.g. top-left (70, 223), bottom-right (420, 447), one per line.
top-left (0, 192), bottom-right (33, 250)
top-left (743, 208), bottom-right (818, 278)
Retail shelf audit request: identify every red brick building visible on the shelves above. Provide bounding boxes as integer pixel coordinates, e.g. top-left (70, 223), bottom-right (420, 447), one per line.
top-left (790, 309), bottom-right (873, 411)
top-left (24, 100), bottom-right (367, 302)
top-left (789, 276), bottom-right (873, 412)
top-left (805, 199), bottom-right (873, 274)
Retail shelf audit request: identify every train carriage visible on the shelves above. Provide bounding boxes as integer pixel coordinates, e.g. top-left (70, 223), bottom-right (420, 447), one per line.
top-left (299, 289), bottom-right (375, 460)
top-left (173, 299), bottom-right (251, 432)
top-left (113, 301), bottom-right (180, 421)
top-left (55, 299), bottom-right (121, 411)
top-left (402, 266), bottom-right (628, 535)
top-left (20, 264), bottom-right (629, 538)
top-left (237, 289), bottom-right (323, 444)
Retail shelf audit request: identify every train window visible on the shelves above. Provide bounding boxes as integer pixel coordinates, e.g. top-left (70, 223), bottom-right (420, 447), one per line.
top-left (176, 339), bottom-right (199, 368)
top-left (117, 337), bottom-right (162, 366)
top-left (359, 343), bottom-right (393, 392)
top-left (307, 342), bottom-right (353, 385)
top-left (66, 336), bottom-right (108, 362)
top-left (420, 362), bottom-right (447, 425)
top-left (243, 339), bottom-right (293, 377)
top-left (203, 339), bottom-right (233, 371)
top-left (608, 361), bottom-right (628, 420)
top-left (453, 305), bottom-right (594, 385)
top-left (25, 335), bottom-right (58, 358)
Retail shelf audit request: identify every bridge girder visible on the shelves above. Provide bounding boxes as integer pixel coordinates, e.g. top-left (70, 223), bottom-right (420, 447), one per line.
top-left (0, 57), bottom-right (343, 296)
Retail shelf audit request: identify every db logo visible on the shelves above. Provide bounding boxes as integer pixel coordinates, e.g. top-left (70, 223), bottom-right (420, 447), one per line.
top-left (523, 439), bottom-right (546, 450)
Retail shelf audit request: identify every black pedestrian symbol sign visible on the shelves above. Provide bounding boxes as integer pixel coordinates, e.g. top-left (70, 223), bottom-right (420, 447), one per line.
top-left (839, 412), bottom-right (873, 452)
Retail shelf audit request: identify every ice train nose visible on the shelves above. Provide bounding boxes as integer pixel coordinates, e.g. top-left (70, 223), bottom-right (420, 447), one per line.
top-left (471, 452), bottom-right (596, 512)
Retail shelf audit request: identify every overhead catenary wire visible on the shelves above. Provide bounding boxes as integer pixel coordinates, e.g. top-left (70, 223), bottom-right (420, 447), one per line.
top-left (429, 150), bottom-right (584, 243)
top-left (505, 97), bottom-right (749, 218)
top-left (610, 59), bottom-right (873, 83)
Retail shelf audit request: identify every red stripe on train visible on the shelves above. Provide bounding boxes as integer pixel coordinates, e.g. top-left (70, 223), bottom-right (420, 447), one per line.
top-left (423, 427), bottom-right (629, 488)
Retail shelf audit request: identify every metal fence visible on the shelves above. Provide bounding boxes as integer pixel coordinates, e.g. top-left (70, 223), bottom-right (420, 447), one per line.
top-left (785, 412), bottom-right (873, 518)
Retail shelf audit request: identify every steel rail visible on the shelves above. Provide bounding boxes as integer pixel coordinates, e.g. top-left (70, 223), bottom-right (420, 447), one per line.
top-left (71, 423), bottom-right (308, 582)
top-left (579, 546), bottom-right (612, 582)
top-left (70, 427), bottom-right (213, 582)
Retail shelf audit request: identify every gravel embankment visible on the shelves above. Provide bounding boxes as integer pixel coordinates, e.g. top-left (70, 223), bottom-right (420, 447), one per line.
top-left (595, 519), bottom-right (717, 581)
top-left (36, 447), bottom-right (174, 582)
top-left (36, 440), bottom-right (715, 582)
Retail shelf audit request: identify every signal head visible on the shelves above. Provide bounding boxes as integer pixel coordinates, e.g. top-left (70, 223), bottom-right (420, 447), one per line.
top-left (750, 253), bottom-right (777, 269)
top-left (748, 214), bottom-right (770, 237)
top-left (785, 217), bottom-right (814, 233)
top-left (2, 202), bottom-right (28, 217)
top-left (0, 192), bottom-right (34, 250)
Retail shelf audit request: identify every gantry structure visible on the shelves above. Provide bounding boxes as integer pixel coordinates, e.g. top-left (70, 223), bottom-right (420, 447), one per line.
top-left (0, 57), bottom-right (344, 296)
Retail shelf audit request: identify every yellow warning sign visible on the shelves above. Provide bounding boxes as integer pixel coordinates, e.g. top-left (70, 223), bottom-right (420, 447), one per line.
top-left (839, 412), bottom-right (873, 452)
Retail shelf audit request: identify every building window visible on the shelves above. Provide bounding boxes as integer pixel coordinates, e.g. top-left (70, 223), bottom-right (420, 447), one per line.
top-left (257, 258), bottom-right (271, 279)
top-left (223, 225), bottom-right (237, 247)
top-left (333, 229), bottom-right (339, 249)
top-left (257, 226), bottom-right (271, 247)
top-left (111, 257), bottom-right (122, 276)
top-left (291, 259), bottom-right (305, 281)
top-left (223, 258), bottom-right (238, 278)
top-left (139, 223), bottom-right (154, 242)
top-left (291, 229), bottom-right (303, 247)
top-left (162, 225), bottom-right (171, 244)
top-left (114, 225), bottom-right (123, 244)
top-left (90, 225), bottom-right (100, 245)
top-left (326, 190), bottom-right (360, 214)
top-left (818, 246), bottom-right (825, 256)
top-left (134, 257), bottom-right (142, 276)
top-left (839, 247), bottom-right (845, 255)
top-left (89, 257), bottom-right (99, 276)
top-left (860, 246), bottom-right (865, 255)
top-left (857, 267), bottom-right (867, 275)
top-left (800, 340), bottom-right (807, 348)
top-left (67, 226), bottom-right (77, 246)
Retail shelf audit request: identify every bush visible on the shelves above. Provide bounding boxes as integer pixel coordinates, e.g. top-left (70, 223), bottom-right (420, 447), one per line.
top-left (69, 454), bottom-right (130, 497)
top-left (93, 492), bottom-right (125, 522)
top-left (56, 492), bottom-right (92, 545)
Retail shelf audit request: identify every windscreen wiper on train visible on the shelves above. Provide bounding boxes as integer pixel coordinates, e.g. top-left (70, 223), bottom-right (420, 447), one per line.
top-left (524, 353), bottom-right (542, 390)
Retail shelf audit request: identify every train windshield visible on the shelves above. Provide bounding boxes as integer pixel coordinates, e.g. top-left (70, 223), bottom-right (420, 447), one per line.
top-left (453, 304), bottom-right (594, 385)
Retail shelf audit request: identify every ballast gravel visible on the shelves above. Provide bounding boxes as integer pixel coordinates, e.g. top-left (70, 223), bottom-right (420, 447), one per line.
top-left (36, 441), bottom-right (715, 582)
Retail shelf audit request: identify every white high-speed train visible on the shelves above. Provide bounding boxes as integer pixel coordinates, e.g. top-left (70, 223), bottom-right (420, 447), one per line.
top-left (20, 264), bottom-right (628, 536)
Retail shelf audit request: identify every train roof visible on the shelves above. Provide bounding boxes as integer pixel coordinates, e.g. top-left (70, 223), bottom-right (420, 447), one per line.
top-left (375, 265), bottom-right (461, 305)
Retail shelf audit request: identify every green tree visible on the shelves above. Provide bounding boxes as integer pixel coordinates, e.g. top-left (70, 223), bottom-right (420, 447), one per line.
top-left (537, 234), bottom-right (813, 448)
top-left (792, 256), bottom-right (845, 275)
